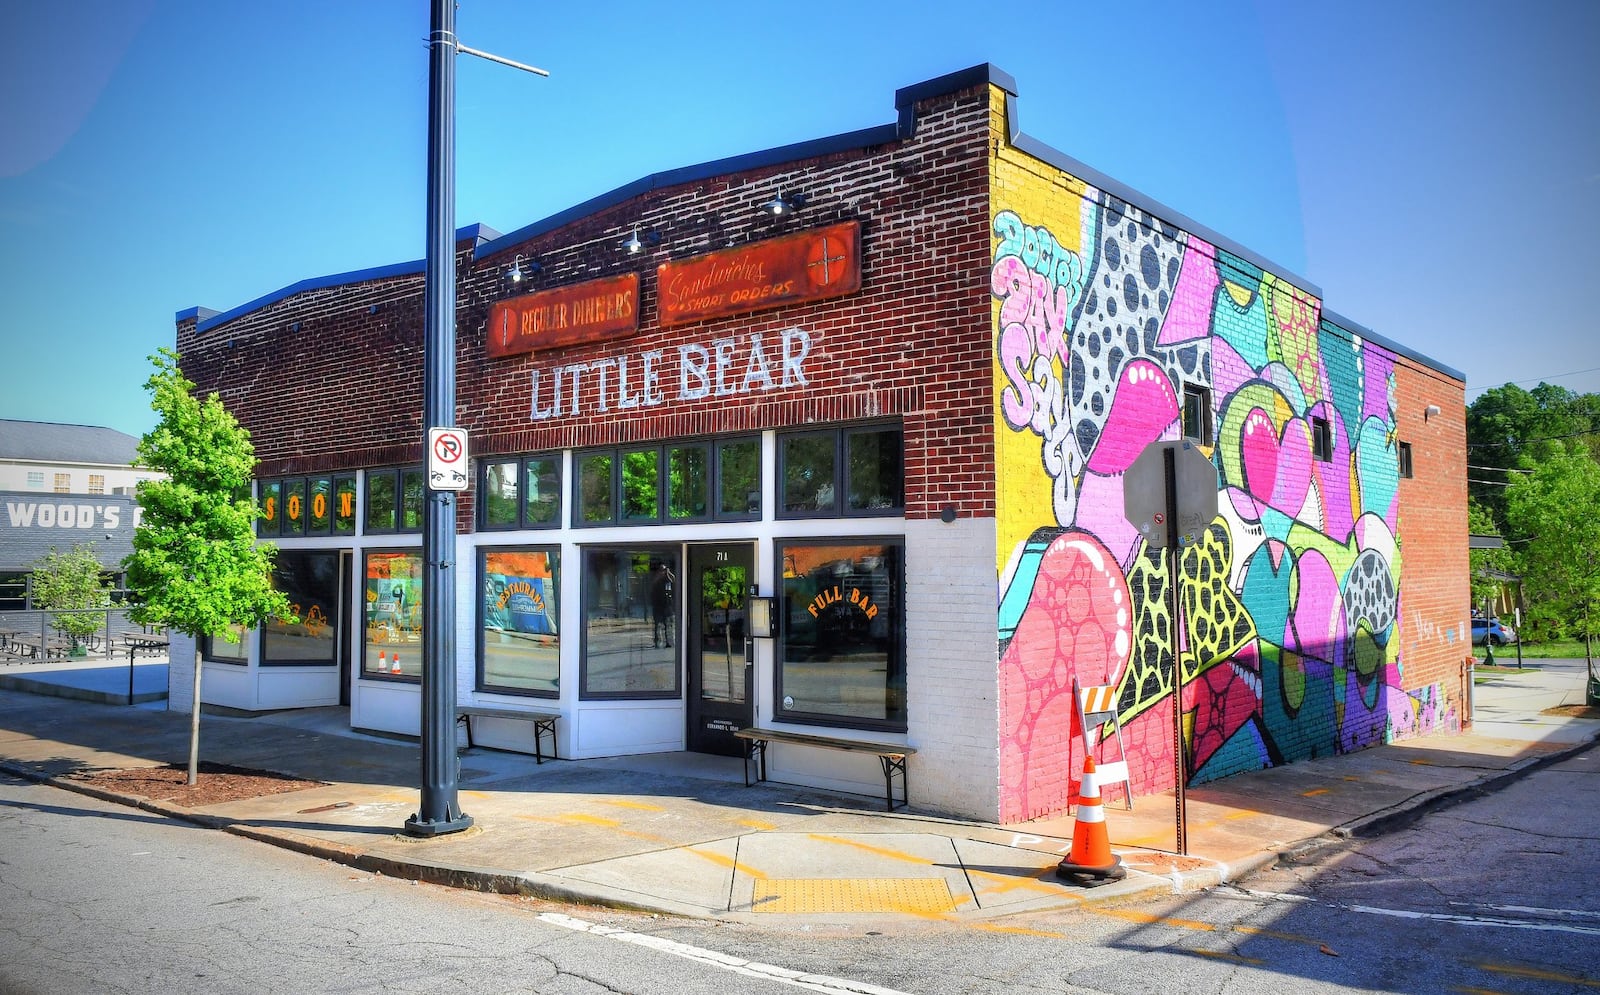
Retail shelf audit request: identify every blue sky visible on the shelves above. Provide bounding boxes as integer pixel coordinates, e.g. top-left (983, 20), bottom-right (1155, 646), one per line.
top-left (2, 1), bottom-right (1596, 438)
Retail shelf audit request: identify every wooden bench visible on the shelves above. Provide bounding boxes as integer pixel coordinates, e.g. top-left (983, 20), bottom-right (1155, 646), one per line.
top-left (733, 728), bottom-right (916, 811)
top-left (456, 705), bottom-right (560, 764)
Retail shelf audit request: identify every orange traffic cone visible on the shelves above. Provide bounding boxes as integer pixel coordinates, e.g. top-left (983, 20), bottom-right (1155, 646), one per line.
top-left (1056, 756), bottom-right (1126, 886)
top-left (378, 651), bottom-right (388, 672)
top-left (390, 652), bottom-right (402, 675)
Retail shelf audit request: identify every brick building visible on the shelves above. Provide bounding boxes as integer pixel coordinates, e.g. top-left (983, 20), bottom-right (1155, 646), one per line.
top-left (171, 65), bottom-right (1469, 823)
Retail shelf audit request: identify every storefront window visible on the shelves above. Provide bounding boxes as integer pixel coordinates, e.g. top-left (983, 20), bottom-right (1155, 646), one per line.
top-left (263, 550), bottom-right (338, 666)
top-left (367, 473), bottom-right (397, 533)
top-left (364, 550), bottom-right (422, 679)
top-left (524, 456), bottom-right (560, 526)
top-left (776, 540), bottom-right (904, 730)
top-left (282, 478), bottom-right (306, 536)
top-left (480, 547), bottom-right (560, 696)
top-left (483, 459), bottom-right (520, 528)
top-left (400, 469), bottom-right (426, 530)
top-left (578, 452), bottom-right (614, 525)
top-left (621, 448), bottom-right (660, 521)
top-left (308, 476), bottom-right (332, 534)
top-left (846, 427), bottom-right (903, 512)
top-left (333, 475), bottom-right (357, 534)
top-left (259, 480), bottom-right (282, 536)
top-left (580, 548), bottom-right (679, 699)
top-left (203, 624), bottom-right (251, 665)
top-left (717, 438), bottom-right (761, 519)
top-left (780, 432), bottom-right (836, 515)
top-left (668, 443), bottom-right (709, 520)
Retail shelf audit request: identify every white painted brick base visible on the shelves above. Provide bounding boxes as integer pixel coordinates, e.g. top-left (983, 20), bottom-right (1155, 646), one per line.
top-left (905, 516), bottom-right (1000, 821)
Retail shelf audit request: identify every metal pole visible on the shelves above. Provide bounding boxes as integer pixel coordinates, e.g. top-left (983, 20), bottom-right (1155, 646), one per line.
top-left (405, 0), bottom-right (471, 837)
top-left (1164, 446), bottom-right (1188, 856)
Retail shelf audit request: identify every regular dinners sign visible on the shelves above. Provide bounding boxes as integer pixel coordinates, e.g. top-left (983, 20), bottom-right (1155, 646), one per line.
top-left (487, 273), bottom-right (640, 359)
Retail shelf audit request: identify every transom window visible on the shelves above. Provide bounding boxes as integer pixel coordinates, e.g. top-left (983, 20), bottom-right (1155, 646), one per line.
top-left (258, 475), bottom-right (357, 537)
top-left (574, 437), bottom-right (760, 527)
top-left (480, 454), bottom-right (562, 530)
top-left (365, 467), bottom-right (425, 534)
top-left (778, 424), bottom-right (903, 518)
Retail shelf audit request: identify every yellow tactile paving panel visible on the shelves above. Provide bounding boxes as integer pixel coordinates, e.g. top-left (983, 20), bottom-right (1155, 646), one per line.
top-left (752, 877), bottom-right (955, 914)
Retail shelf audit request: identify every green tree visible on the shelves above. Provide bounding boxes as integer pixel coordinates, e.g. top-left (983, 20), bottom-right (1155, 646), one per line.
top-left (1467, 383), bottom-right (1600, 533)
top-left (1505, 452), bottom-right (1600, 659)
top-left (123, 348), bottom-right (293, 783)
top-left (1467, 499), bottom-right (1513, 614)
top-left (30, 544), bottom-right (112, 654)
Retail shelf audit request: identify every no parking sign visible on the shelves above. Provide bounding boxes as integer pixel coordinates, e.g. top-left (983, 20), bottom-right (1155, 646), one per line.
top-left (427, 427), bottom-right (469, 491)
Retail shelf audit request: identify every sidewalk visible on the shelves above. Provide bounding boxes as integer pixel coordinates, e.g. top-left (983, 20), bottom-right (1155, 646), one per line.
top-left (1, 656), bottom-right (1595, 922)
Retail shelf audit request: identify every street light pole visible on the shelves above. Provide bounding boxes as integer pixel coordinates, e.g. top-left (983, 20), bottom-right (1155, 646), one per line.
top-left (404, 0), bottom-right (546, 839)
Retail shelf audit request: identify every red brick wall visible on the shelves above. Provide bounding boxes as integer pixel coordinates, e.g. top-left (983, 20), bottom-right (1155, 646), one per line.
top-left (177, 83), bottom-right (999, 529)
top-left (1394, 362), bottom-right (1471, 728)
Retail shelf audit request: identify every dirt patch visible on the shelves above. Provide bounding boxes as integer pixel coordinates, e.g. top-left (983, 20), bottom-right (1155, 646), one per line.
top-left (1542, 704), bottom-right (1600, 720)
top-left (66, 762), bottom-right (326, 807)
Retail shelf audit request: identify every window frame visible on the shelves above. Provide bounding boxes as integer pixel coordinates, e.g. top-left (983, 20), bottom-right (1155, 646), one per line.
top-left (261, 549), bottom-right (340, 668)
top-left (202, 625), bottom-right (253, 666)
top-left (1311, 416), bottom-right (1334, 462)
top-left (574, 437), bottom-right (764, 527)
top-left (364, 466), bottom-right (425, 535)
top-left (1182, 384), bottom-right (1214, 446)
top-left (777, 423), bottom-right (904, 520)
top-left (772, 535), bottom-right (907, 733)
top-left (1397, 441), bottom-right (1414, 479)
top-left (361, 547), bottom-right (424, 682)
top-left (477, 544), bottom-right (561, 698)
top-left (478, 453), bottom-right (564, 531)
top-left (577, 545), bottom-right (682, 700)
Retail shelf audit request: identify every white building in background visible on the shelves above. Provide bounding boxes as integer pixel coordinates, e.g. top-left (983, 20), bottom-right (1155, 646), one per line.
top-left (0, 419), bottom-right (154, 496)
top-left (0, 420), bottom-right (160, 608)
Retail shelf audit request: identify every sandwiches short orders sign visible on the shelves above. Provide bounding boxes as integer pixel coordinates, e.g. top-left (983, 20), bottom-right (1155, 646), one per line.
top-left (657, 220), bottom-right (861, 327)
top-left (487, 273), bottom-right (640, 359)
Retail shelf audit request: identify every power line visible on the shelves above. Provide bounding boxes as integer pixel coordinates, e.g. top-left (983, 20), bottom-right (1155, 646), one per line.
top-left (1467, 428), bottom-right (1600, 449)
top-left (1504, 365), bottom-right (1600, 387)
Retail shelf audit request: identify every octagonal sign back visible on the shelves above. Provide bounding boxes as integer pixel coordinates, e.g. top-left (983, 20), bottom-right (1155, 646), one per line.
top-left (1123, 440), bottom-right (1219, 549)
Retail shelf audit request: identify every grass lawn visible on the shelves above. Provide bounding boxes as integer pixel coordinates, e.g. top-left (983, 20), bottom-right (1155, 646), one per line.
top-left (1477, 638), bottom-right (1595, 661)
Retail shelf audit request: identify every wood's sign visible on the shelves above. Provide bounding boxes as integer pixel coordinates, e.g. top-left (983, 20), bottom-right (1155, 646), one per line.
top-left (657, 221), bottom-right (861, 327)
top-left (487, 273), bottom-right (639, 359)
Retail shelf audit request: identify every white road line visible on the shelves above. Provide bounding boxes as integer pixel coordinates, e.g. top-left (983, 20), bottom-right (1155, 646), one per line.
top-left (538, 912), bottom-right (915, 995)
top-left (1219, 886), bottom-right (1600, 937)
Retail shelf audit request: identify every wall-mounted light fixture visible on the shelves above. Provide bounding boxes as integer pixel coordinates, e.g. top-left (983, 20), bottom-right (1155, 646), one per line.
top-left (368, 303), bottom-right (381, 315)
top-left (760, 192), bottom-right (807, 216)
top-left (1424, 404), bottom-right (1441, 421)
top-left (940, 504), bottom-right (958, 524)
top-left (506, 253), bottom-right (539, 285)
top-left (288, 321), bottom-right (301, 333)
top-left (622, 226), bottom-right (661, 254)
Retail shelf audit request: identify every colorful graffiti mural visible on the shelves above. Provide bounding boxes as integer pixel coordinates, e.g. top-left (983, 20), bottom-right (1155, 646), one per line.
top-left (992, 196), bottom-right (1455, 823)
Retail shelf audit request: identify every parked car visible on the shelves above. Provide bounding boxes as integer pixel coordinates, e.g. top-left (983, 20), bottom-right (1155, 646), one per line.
top-left (1471, 616), bottom-right (1516, 646)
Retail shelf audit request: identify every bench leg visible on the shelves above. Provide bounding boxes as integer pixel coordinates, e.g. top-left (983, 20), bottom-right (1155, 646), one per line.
top-left (457, 714), bottom-right (476, 749)
top-left (533, 718), bottom-right (557, 764)
top-left (741, 739), bottom-right (767, 787)
top-left (879, 755), bottom-right (908, 811)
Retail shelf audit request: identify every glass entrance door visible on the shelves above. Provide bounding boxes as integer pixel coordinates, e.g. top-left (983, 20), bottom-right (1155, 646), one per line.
top-left (686, 543), bottom-right (754, 755)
